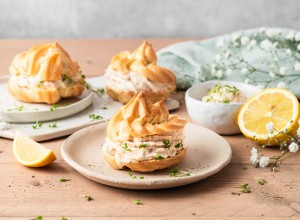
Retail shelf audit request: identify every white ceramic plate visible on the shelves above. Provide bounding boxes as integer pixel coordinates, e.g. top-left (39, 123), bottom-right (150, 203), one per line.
top-left (61, 122), bottom-right (232, 189)
top-left (0, 76), bottom-right (93, 123)
top-left (0, 76), bottom-right (180, 141)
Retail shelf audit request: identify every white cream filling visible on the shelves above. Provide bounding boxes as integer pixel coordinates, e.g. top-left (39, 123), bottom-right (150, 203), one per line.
top-left (202, 87), bottom-right (246, 103)
top-left (11, 74), bottom-right (82, 90)
top-left (103, 131), bottom-right (185, 167)
top-left (105, 65), bottom-right (173, 93)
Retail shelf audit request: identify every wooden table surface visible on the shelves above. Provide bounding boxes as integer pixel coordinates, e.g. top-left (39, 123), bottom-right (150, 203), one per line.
top-left (0, 39), bottom-right (299, 220)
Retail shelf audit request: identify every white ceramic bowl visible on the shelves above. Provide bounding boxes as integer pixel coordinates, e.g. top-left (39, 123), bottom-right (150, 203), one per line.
top-left (185, 80), bottom-right (261, 135)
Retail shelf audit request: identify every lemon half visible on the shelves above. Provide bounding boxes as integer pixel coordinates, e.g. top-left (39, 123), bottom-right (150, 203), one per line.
top-left (238, 88), bottom-right (300, 145)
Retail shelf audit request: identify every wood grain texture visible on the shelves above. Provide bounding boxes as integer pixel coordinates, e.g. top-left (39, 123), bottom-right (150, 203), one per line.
top-left (0, 39), bottom-right (300, 219)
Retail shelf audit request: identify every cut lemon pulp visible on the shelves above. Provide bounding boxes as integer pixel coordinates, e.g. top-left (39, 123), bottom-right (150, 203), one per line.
top-left (13, 131), bottom-right (57, 167)
top-left (238, 88), bottom-right (300, 145)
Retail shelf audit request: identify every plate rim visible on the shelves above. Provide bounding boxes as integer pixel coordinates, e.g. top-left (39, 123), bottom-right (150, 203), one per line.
top-left (0, 75), bottom-right (94, 123)
top-left (61, 122), bottom-right (232, 190)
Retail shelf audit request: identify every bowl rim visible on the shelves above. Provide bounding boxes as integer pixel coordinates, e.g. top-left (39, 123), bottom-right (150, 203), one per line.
top-left (185, 80), bottom-right (262, 106)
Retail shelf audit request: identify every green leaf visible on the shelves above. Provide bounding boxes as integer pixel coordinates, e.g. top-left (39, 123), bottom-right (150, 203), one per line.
top-left (123, 142), bottom-right (131, 152)
top-left (155, 154), bottom-right (164, 160)
top-left (258, 178), bottom-right (267, 185)
top-left (48, 122), bottom-right (58, 128)
top-left (163, 140), bottom-right (172, 148)
top-left (32, 121), bottom-right (43, 129)
top-left (59, 178), bottom-right (71, 182)
top-left (89, 114), bottom-right (103, 120)
top-left (134, 199), bottom-right (142, 205)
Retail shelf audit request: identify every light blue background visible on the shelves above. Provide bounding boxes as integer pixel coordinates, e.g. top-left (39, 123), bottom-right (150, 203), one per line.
top-left (1, 0), bottom-right (299, 38)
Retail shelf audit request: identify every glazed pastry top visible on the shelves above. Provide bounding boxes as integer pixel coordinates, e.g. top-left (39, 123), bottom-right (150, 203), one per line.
top-left (106, 91), bottom-right (187, 141)
top-left (9, 42), bottom-right (81, 81)
top-left (110, 41), bottom-right (176, 84)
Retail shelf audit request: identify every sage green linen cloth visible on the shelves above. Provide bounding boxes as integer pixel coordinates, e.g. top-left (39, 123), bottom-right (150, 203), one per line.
top-left (157, 28), bottom-right (300, 97)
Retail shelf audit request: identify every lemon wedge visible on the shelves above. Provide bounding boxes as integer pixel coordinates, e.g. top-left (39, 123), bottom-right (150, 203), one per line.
top-left (238, 88), bottom-right (300, 145)
top-left (13, 131), bottom-right (57, 167)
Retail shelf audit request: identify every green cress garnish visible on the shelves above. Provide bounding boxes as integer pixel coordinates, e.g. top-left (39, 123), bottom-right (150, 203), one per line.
top-left (92, 88), bottom-right (106, 98)
top-left (134, 199), bottom-right (142, 205)
top-left (17, 106), bottom-right (23, 111)
top-left (155, 154), bottom-right (164, 160)
top-left (62, 74), bottom-right (74, 85)
top-left (163, 140), bottom-right (172, 148)
top-left (89, 114), bottom-right (103, 120)
top-left (203, 83), bottom-right (240, 104)
top-left (49, 104), bottom-right (58, 111)
top-left (32, 121), bottom-right (43, 129)
top-left (36, 80), bottom-right (44, 88)
top-left (258, 179), bottom-right (267, 185)
top-left (6, 105), bottom-right (24, 112)
top-left (59, 178), bottom-right (71, 182)
top-left (175, 140), bottom-right (183, 148)
top-left (138, 143), bottom-right (147, 148)
top-left (128, 171), bottom-right (144, 180)
top-left (123, 142), bottom-right (131, 152)
top-left (168, 168), bottom-right (191, 177)
top-left (48, 122), bottom-right (58, 128)
top-left (240, 183), bottom-right (251, 193)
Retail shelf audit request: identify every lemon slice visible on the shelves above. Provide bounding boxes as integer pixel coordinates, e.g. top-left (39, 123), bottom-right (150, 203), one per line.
top-left (238, 88), bottom-right (300, 145)
top-left (13, 131), bottom-right (57, 167)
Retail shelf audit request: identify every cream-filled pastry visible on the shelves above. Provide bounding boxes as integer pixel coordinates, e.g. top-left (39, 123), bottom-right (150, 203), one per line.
top-left (103, 91), bottom-right (187, 172)
top-left (105, 41), bottom-right (176, 104)
top-left (8, 42), bottom-right (85, 104)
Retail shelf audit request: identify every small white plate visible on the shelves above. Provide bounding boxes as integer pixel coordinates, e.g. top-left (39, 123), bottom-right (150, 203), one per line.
top-left (61, 122), bottom-right (232, 189)
top-left (0, 76), bottom-right (93, 123)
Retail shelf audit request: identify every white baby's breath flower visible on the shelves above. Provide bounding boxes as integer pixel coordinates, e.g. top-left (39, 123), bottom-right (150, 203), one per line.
top-left (241, 37), bottom-right (250, 45)
top-left (297, 44), bottom-right (300, 51)
top-left (250, 147), bottom-right (259, 166)
top-left (216, 38), bottom-right (225, 48)
top-left (251, 147), bottom-right (258, 156)
top-left (263, 135), bottom-right (269, 140)
top-left (250, 154), bottom-right (259, 166)
top-left (266, 122), bottom-right (274, 133)
top-left (295, 32), bottom-right (300, 41)
top-left (288, 142), bottom-right (299, 153)
top-left (259, 156), bottom-right (270, 168)
top-left (286, 49), bottom-right (292, 55)
top-left (266, 28), bottom-right (280, 37)
top-left (286, 31), bottom-right (295, 40)
top-left (241, 67), bottom-right (249, 75)
top-left (276, 82), bottom-right (286, 88)
top-left (279, 67), bottom-right (286, 75)
top-left (226, 69), bottom-right (232, 76)
top-left (216, 70), bottom-right (223, 78)
top-left (215, 54), bottom-right (221, 62)
top-left (244, 78), bottom-right (250, 84)
top-left (231, 33), bottom-right (240, 42)
top-left (260, 39), bottom-right (276, 51)
top-left (211, 68), bottom-right (216, 76)
top-left (224, 50), bottom-right (231, 58)
top-left (249, 39), bottom-right (257, 47)
top-left (269, 71), bottom-right (275, 78)
top-left (294, 63), bottom-right (300, 71)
